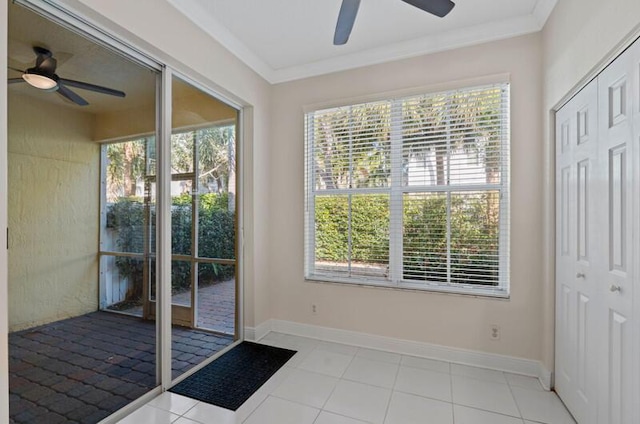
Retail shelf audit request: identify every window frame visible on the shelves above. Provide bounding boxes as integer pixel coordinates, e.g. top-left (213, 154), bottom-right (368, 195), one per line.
top-left (304, 83), bottom-right (511, 298)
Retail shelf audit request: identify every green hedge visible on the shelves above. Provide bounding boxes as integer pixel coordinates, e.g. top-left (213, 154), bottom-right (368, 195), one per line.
top-left (108, 190), bottom-right (499, 304)
top-left (106, 193), bottom-right (235, 301)
top-left (314, 193), bottom-right (499, 285)
top-left (314, 195), bottom-right (389, 263)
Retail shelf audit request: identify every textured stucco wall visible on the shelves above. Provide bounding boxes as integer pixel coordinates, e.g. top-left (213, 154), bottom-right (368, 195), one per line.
top-left (8, 92), bottom-right (100, 331)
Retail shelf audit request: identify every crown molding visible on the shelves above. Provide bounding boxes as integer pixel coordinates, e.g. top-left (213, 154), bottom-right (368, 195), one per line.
top-left (271, 14), bottom-right (541, 83)
top-left (166, 0), bottom-right (277, 82)
top-left (532, 0), bottom-right (559, 28)
top-left (169, 0), bottom-right (557, 84)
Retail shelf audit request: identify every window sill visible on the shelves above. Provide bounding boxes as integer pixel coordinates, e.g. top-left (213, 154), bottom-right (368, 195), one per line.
top-left (304, 275), bottom-right (510, 300)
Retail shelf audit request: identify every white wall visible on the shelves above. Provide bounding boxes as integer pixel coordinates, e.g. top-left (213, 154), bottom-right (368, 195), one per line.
top-left (540, 0), bottom-right (640, 370)
top-left (269, 34), bottom-right (546, 364)
top-left (56, 0), bottom-right (275, 329)
top-left (8, 93), bottom-right (99, 331)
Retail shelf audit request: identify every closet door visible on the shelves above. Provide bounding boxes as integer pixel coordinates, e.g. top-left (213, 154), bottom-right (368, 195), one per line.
top-left (628, 41), bottom-right (640, 423)
top-left (555, 80), bottom-right (599, 424)
top-left (631, 39), bottom-right (640, 424)
top-left (596, 46), bottom-right (635, 424)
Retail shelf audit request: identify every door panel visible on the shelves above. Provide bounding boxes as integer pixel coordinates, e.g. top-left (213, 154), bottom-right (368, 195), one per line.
top-left (560, 166), bottom-right (570, 256)
top-left (608, 145), bottom-right (626, 272)
top-left (607, 310), bottom-right (629, 424)
top-left (555, 78), bottom-right (599, 424)
top-left (576, 159), bottom-right (590, 262)
top-left (555, 105), bottom-right (576, 404)
top-left (576, 293), bottom-right (589, 402)
top-left (597, 47), bottom-right (634, 424)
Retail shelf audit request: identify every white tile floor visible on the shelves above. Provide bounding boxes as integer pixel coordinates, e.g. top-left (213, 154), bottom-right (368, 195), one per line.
top-left (117, 332), bottom-right (577, 424)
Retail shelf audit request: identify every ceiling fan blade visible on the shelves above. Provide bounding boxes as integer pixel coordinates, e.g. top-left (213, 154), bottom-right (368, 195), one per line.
top-left (52, 52), bottom-right (74, 67)
top-left (56, 83), bottom-right (89, 106)
top-left (59, 78), bottom-right (126, 98)
top-left (9, 40), bottom-right (38, 65)
top-left (38, 57), bottom-right (58, 74)
top-left (8, 78), bottom-right (25, 85)
top-left (401, 0), bottom-right (455, 17)
top-left (334, 0), bottom-right (361, 45)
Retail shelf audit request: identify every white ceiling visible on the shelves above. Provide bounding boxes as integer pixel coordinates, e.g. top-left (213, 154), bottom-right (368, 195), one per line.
top-left (168, 0), bottom-right (558, 83)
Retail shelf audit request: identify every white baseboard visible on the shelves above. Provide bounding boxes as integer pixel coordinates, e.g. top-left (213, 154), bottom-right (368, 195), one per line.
top-left (252, 319), bottom-right (552, 390)
top-left (244, 327), bottom-right (256, 341)
top-left (244, 319), bottom-right (273, 342)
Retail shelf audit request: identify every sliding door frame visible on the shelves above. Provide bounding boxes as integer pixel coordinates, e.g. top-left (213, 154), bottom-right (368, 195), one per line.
top-left (0, 1), bottom-right (9, 421)
top-left (2, 0), bottom-right (246, 421)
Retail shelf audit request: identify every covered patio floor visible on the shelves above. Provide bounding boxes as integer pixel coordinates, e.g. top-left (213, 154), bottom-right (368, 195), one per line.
top-left (9, 311), bottom-right (233, 424)
top-left (114, 279), bottom-right (236, 335)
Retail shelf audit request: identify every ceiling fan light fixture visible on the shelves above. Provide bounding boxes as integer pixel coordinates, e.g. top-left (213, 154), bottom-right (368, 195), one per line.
top-left (22, 70), bottom-right (58, 90)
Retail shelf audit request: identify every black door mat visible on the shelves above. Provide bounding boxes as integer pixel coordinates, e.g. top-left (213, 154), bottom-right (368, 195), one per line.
top-left (169, 341), bottom-right (296, 410)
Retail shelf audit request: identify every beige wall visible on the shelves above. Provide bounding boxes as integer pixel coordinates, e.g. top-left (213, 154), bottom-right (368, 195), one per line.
top-left (543, 0), bottom-right (640, 109)
top-left (64, 0), bottom-right (274, 327)
top-left (539, 0), bottom-right (640, 370)
top-left (8, 93), bottom-right (99, 331)
top-left (270, 34), bottom-right (544, 362)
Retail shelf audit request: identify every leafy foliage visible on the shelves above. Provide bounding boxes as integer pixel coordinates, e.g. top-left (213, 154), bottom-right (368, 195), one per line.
top-left (106, 140), bottom-right (147, 201)
top-left (107, 193), bottom-right (235, 300)
top-left (314, 193), bottom-right (499, 286)
top-left (314, 195), bottom-right (389, 263)
top-left (104, 125), bottom-right (237, 305)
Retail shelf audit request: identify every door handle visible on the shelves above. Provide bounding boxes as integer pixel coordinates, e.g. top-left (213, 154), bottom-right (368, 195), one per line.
top-left (576, 273), bottom-right (586, 279)
top-left (609, 284), bottom-right (622, 293)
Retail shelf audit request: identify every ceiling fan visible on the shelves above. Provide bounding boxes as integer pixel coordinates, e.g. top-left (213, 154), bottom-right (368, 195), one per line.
top-left (334, 0), bottom-right (456, 45)
top-left (7, 46), bottom-right (126, 106)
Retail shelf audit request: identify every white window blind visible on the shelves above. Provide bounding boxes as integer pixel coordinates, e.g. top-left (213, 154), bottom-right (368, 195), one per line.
top-left (304, 83), bottom-right (510, 297)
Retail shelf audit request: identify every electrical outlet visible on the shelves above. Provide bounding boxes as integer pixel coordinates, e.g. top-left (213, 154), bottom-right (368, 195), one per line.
top-left (312, 304), bottom-right (318, 315)
top-left (490, 324), bottom-right (501, 340)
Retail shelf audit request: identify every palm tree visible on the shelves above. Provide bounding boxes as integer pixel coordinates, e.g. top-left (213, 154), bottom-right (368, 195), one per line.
top-left (106, 139), bottom-right (146, 201)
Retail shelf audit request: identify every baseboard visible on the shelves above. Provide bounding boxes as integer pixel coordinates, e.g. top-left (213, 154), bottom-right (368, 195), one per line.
top-left (244, 319), bottom-right (273, 342)
top-left (258, 319), bottom-right (552, 390)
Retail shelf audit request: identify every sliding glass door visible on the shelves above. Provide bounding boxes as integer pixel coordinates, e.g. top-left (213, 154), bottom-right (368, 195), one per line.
top-left (6, 1), bottom-right (243, 422)
top-left (168, 76), bottom-right (239, 379)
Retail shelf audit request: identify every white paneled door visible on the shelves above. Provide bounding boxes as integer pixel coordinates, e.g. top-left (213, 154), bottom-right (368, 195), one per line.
top-left (555, 78), bottom-right (599, 424)
top-left (555, 36), bottom-right (639, 424)
top-left (596, 46), bottom-right (635, 424)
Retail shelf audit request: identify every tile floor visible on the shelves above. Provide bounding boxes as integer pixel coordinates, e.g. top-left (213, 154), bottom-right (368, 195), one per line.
top-left (117, 332), bottom-right (577, 424)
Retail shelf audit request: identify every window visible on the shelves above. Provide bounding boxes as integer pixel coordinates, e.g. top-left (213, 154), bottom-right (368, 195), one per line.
top-left (304, 83), bottom-right (510, 297)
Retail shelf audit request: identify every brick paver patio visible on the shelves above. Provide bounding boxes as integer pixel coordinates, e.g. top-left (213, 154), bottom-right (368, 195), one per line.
top-left (117, 279), bottom-right (236, 335)
top-left (9, 311), bottom-right (233, 424)
top-left (196, 279), bottom-right (235, 334)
